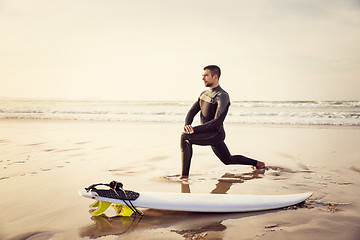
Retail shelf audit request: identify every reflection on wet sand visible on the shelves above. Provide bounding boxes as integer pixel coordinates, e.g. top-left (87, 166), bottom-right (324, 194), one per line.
top-left (171, 220), bottom-right (226, 240)
top-left (181, 181), bottom-right (191, 193)
top-left (79, 208), bottom-right (272, 239)
top-left (211, 169), bottom-right (265, 194)
top-left (79, 214), bottom-right (142, 239)
top-left (79, 169), bottom-right (266, 239)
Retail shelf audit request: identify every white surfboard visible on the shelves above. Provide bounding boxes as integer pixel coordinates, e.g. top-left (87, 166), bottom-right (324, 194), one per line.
top-left (79, 187), bottom-right (312, 214)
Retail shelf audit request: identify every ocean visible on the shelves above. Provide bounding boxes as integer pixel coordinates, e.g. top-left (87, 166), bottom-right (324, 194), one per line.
top-left (0, 99), bottom-right (359, 126)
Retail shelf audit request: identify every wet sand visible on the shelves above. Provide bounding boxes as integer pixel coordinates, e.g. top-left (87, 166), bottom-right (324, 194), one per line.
top-left (1, 119), bottom-right (360, 239)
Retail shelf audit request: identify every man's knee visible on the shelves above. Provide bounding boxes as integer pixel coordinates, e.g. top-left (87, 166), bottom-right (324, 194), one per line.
top-left (222, 158), bottom-right (233, 165)
top-left (180, 134), bottom-right (191, 150)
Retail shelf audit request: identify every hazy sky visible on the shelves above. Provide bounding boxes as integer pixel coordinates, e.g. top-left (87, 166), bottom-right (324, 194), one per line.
top-left (1, 0), bottom-right (359, 101)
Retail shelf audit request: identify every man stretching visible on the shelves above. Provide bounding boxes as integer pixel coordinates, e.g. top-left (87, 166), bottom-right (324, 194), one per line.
top-left (181, 65), bottom-right (265, 179)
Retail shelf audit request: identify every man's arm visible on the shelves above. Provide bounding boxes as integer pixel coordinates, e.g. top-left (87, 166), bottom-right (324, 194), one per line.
top-left (182, 100), bottom-right (200, 135)
top-left (184, 99), bottom-right (200, 126)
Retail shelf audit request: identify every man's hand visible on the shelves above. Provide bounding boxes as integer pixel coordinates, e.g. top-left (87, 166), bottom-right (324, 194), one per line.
top-left (182, 125), bottom-right (194, 135)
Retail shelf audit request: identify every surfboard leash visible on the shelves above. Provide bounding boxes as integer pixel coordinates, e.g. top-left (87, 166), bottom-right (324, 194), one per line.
top-left (85, 181), bottom-right (144, 216)
top-left (110, 181), bottom-right (144, 216)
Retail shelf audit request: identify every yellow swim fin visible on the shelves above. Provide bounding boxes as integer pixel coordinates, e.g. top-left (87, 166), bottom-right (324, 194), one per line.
top-left (112, 204), bottom-right (135, 217)
top-left (90, 200), bottom-right (100, 208)
top-left (91, 201), bottom-right (112, 216)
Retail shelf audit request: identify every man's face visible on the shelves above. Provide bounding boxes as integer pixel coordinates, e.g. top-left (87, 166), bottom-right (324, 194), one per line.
top-left (202, 69), bottom-right (216, 88)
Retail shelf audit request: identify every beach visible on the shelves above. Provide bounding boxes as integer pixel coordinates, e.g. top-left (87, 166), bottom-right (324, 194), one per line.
top-left (0, 119), bottom-right (359, 239)
top-left (2, 0), bottom-right (360, 238)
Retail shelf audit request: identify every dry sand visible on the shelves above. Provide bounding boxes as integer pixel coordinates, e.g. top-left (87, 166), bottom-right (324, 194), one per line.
top-left (0, 119), bottom-right (359, 240)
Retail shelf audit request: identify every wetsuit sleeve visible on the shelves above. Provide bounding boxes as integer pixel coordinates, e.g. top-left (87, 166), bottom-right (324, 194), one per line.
top-left (193, 92), bottom-right (230, 133)
top-left (185, 99), bottom-right (201, 125)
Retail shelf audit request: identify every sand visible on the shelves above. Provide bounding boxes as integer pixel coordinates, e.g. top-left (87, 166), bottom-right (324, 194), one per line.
top-left (0, 119), bottom-right (359, 240)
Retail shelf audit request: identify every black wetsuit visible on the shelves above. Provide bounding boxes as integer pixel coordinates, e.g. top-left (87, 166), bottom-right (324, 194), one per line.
top-left (181, 86), bottom-right (258, 177)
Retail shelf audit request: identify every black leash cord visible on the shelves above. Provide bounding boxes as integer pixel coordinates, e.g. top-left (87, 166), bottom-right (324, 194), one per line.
top-left (111, 188), bottom-right (144, 216)
top-left (86, 181), bottom-right (143, 216)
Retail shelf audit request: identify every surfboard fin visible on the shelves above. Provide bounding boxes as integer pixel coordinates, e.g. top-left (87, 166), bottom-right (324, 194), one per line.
top-left (89, 200), bottom-right (138, 217)
top-left (90, 200), bottom-right (112, 216)
top-left (112, 204), bottom-right (134, 217)
top-left (90, 200), bottom-right (100, 208)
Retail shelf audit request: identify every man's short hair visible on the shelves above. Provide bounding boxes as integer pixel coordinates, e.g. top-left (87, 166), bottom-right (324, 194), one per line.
top-left (204, 65), bottom-right (221, 79)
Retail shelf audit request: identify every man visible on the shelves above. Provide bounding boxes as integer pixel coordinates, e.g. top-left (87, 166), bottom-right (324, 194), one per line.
top-left (180, 65), bottom-right (265, 179)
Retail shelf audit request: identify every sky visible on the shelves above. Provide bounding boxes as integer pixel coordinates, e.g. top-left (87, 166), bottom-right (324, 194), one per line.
top-left (1, 0), bottom-right (359, 101)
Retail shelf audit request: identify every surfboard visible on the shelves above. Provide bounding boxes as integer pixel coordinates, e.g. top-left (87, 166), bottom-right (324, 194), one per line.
top-left (79, 181), bottom-right (313, 216)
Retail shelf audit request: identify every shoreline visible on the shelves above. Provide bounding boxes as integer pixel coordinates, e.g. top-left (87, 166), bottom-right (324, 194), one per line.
top-left (1, 117), bottom-right (359, 129)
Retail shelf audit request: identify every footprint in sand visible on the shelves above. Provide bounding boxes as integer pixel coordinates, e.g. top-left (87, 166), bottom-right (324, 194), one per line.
top-left (75, 141), bottom-right (91, 145)
top-left (350, 166), bottom-right (360, 174)
top-left (306, 197), bottom-right (353, 213)
top-left (218, 171), bottom-right (264, 183)
top-left (8, 161), bottom-right (26, 165)
top-left (265, 166), bottom-right (294, 179)
top-left (267, 166), bottom-right (296, 174)
top-left (44, 149), bottom-right (55, 152)
top-left (108, 167), bottom-right (139, 176)
top-left (56, 148), bottom-right (82, 152)
top-left (24, 142), bottom-right (46, 147)
top-left (7, 231), bottom-right (55, 240)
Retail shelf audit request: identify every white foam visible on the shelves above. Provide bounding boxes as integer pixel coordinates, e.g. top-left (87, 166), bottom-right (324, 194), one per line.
top-left (0, 99), bottom-right (359, 126)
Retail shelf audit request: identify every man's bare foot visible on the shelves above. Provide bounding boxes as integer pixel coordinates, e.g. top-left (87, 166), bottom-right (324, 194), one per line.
top-left (180, 175), bottom-right (188, 180)
top-left (255, 161), bottom-right (266, 169)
